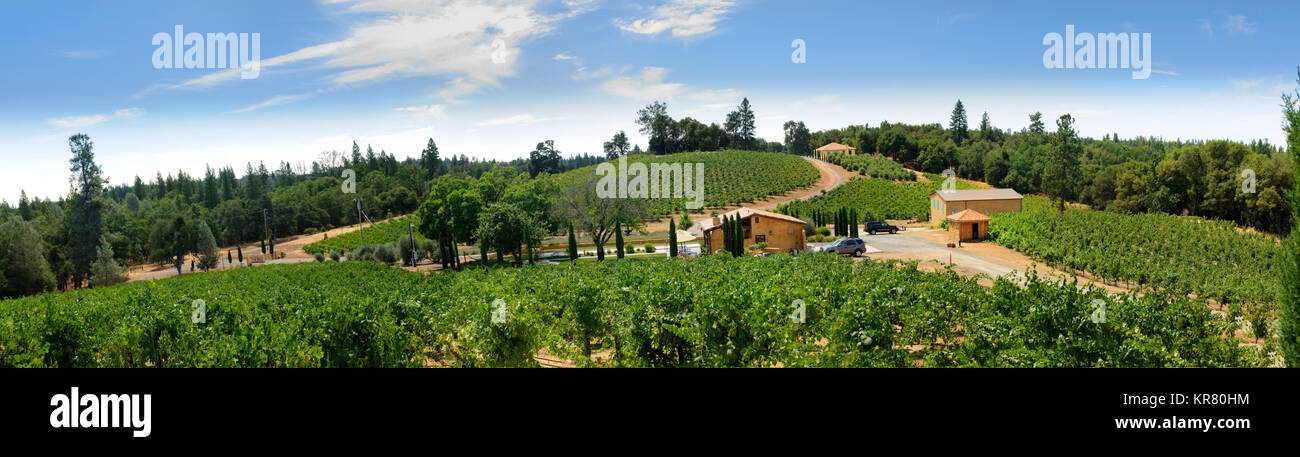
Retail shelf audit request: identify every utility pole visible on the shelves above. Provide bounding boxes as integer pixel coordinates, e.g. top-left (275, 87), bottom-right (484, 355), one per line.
top-left (356, 198), bottom-right (365, 248)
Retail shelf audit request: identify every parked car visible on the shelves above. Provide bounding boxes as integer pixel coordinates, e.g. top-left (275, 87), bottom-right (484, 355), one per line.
top-left (821, 237), bottom-right (867, 257)
top-left (864, 220), bottom-right (899, 235)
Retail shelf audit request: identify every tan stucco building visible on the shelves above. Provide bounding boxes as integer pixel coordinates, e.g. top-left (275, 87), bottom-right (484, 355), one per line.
top-left (929, 188), bottom-right (1023, 223)
top-left (700, 208), bottom-right (807, 255)
top-left (813, 142), bottom-right (856, 160)
top-left (947, 209), bottom-right (991, 241)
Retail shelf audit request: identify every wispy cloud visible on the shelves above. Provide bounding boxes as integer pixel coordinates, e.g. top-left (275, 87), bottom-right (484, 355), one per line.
top-left (395, 104), bottom-right (448, 119)
top-left (615, 0), bottom-right (735, 38)
top-left (601, 66), bottom-right (687, 100)
top-left (553, 53), bottom-right (579, 61)
top-left (46, 108), bottom-right (145, 130)
top-left (228, 93), bottom-right (314, 113)
top-left (1231, 78), bottom-right (1263, 89)
top-left (57, 49), bottom-right (111, 60)
top-left (1224, 14), bottom-right (1257, 35)
top-left (155, 0), bottom-right (597, 104)
top-left (474, 113), bottom-right (563, 127)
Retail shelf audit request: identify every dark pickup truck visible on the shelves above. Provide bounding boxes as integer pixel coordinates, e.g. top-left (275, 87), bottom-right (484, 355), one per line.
top-left (864, 221), bottom-right (899, 235)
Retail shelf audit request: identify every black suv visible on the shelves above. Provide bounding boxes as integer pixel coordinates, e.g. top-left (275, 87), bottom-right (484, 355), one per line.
top-left (864, 221), bottom-right (899, 235)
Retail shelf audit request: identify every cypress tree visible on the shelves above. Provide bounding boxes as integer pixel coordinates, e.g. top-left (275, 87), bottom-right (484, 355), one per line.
top-left (237, 245), bottom-right (243, 263)
top-left (269, 237), bottom-right (275, 256)
top-left (669, 218), bottom-right (678, 258)
top-left (567, 222), bottom-right (578, 261)
top-left (615, 221), bottom-right (625, 259)
top-left (227, 250), bottom-right (232, 265)
top-left (260, 239), bottom-right (266, 254)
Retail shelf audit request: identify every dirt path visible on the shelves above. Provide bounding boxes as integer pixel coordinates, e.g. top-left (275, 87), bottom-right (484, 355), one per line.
top-left (864, 228), bottom-right (1129, 294)
top-left (644, 157), bottom-right (857, 235)
top-left (125, 217), bottom-right (404, 284)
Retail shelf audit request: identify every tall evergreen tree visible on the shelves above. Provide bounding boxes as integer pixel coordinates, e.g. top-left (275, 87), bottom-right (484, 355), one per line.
top-left (421, 138), bottom-right (442, 180)
top-left (1045, 114), bottom-right (1082, 212)
top-left (614, 220), bottom-right (625, 259)
top-left (949, 100), bottom-right (969, 144)
top-left (1280, 68), bottom-right (1300, 366)
top-left (1028, 112), bottom-right (1046, 135)
top-left (567, 222), bottom-right (578, 261)
top-left (67, 134), bottom-right (106, 287)
top-left (669, 218), bottom-right (678, 258)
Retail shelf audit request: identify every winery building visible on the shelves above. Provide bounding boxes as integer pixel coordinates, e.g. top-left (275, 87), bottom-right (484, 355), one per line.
top-left (700, 208), bottom-right (807, 255)
top-left (928, 188), bottom-right (1023, 223)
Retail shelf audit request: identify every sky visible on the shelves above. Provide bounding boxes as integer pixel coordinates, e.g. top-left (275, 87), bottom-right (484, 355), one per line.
top-left (1, 0), bottom-right (1297, 203)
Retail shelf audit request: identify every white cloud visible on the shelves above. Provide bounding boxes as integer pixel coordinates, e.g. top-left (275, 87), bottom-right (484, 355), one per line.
top-left (1232, 78), bottom-right (1263, 89)
top-left (228, 93), bottom-right (315, 113)
top-left (572, 65), bottom-right (616, 80)
top-left (47, 115), bottom-right (109, 130)
top-left (553, 53), bottom-right (578, 61)
top-left (161, 0), bottom-right (597, 104)
top-left (46, 108), bottom-right (145, 130)
top-left (601, 66), bottom-right (687, 100)
top-left (114, 108), bottom-right (144, 119)
top-left (1225, 15), bottom-right (1257, 35)
top-left (615, 0), bottom-right (735, 38)
top-left (395, 104), bottom-right (449, 119)
top-left (474, 113), bottom-right (563, 127)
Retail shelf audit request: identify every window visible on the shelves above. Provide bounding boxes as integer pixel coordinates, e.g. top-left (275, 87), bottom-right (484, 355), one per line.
top-left (755, 235), bottom-right (766, 243)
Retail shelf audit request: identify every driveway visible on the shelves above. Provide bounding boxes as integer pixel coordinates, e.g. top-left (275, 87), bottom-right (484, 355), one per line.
top-left (811, 229), bottom-right (1024, 276)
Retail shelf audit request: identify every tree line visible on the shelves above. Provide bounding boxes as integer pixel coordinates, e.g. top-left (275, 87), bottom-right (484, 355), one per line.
top-left (788, 100), bottom-right (1294, 234)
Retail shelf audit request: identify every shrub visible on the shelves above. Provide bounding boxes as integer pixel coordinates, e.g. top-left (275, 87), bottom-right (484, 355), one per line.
top-left (329, 251), bottom-right (341, 262)
top-left (644, 244), bottom-right (656, 253)
top-left (373, 245), bottom-right (398, 264)
top-left (314, 252), bottom-right (326, 262)
top-left (816, 226), bottom-right (831, 236)
top-left (399, 235), bottom-right (417, 266)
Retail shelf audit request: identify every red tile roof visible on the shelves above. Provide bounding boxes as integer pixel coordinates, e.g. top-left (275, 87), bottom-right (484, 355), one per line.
top-left (815, 142), bottom-right (857, 152)
top-left (700, 208), bottom-right (807, 232)
top-left (946, 209), bottom-right (991, 222)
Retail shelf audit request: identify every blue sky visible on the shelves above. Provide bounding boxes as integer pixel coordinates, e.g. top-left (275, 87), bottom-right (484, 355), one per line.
top-left (2, 0), bottom-right (1297, 202)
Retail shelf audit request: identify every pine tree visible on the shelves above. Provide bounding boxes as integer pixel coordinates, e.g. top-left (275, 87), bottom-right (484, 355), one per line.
top-left (949, 100), bottom-right (969, 144)
top-left (1280, 68), bottom-right (1300, 366)
top-left (88, 235), bottom-right (124, 288)
top-left (669, 218), bottom-right (678, 258)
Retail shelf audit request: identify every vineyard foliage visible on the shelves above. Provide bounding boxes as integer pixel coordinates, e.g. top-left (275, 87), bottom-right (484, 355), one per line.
top-left (825, 152), bottom-right (916, 181)
top-left (0, 255), bottom-right (1261, 367)
top-left (989, 209), bottom-right (1283, 306)
top-left (553, 150), bottom-right (819, 216)
top-left (779, 177), bottom-right (979, 221)
top-left (305, 215), bottom-right (426, 254)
